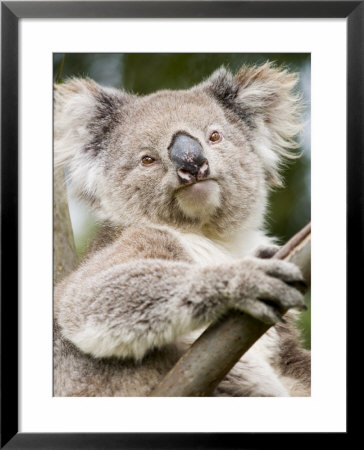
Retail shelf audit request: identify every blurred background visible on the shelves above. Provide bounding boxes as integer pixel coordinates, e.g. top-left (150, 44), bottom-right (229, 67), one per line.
top-left (54, 53), bottom-right (311, 348)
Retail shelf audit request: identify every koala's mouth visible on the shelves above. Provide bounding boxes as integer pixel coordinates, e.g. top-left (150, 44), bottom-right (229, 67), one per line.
top-left (175, 179), bottom-right (220, 218)
top-left (177, 177), bottom-right (213, 187)
top-left (176, 178), bottom-right (218, 196)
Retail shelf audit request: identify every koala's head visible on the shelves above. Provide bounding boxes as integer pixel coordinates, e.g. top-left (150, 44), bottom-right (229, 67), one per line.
top-left (54, 63), bottom-right (302, 237)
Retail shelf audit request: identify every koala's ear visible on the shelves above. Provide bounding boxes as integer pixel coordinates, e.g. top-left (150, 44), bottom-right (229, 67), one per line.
top-left (203, 63), bottom-right (303, 185)
top-left (54, 78), bottom-right (131, 168)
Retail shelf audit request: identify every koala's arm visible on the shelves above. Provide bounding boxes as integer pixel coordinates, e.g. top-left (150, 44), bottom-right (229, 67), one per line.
top-left (54, 227), bottom-right (305, 361)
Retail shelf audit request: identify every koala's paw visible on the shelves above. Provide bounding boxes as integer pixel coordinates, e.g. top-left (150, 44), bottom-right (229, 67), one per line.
top-left (229, 257), bottom-right (306, 324)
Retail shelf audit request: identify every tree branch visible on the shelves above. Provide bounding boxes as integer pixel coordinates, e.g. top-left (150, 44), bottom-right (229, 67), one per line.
top-left (150, 223), bottom-right (311, 397)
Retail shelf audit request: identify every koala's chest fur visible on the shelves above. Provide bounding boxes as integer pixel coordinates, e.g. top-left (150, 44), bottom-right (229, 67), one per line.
top-left (155, 224), bottom-right (271, 265)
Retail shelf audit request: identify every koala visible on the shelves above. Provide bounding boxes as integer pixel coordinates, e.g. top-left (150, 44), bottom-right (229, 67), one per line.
top-left (54, 62), bottom-right (311, 397)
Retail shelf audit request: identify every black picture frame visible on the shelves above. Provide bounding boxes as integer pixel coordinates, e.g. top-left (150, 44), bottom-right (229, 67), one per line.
top-left (1, 1), bottom-right (360, 448)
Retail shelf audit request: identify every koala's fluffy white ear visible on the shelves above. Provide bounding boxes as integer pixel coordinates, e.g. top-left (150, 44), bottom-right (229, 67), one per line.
top-left (54, 78), bottom-right (127, 168)
top-left (204, 63), bottom-right (303, 185)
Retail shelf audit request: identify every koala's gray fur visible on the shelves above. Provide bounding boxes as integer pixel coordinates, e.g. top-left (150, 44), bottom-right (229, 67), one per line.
top-left (54, 63), bottom-right (310, 397)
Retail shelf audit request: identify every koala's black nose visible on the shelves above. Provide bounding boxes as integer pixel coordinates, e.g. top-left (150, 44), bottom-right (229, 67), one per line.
top-left (169, 133), bottom-right (210, 184)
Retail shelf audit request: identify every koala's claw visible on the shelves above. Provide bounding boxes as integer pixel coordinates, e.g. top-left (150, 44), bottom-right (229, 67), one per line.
top-left (263, 258), bottom-right (305, 284)
top-left (254, 244), bottom-right (280, 259)
top-left (287, 279), bottom-right (308, 295)
top-left (241, 298), bottom-right (285, 325)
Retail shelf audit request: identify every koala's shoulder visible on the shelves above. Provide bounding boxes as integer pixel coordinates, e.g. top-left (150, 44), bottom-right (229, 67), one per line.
top-left (120, 226), bottom-right (191, 261)
top-left (87, 224), bottom-right (192, 263)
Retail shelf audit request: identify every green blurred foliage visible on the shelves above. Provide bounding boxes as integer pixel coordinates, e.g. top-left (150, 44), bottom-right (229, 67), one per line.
top-left (54, 53), bottom-right (311, 348)
top-left (297, 291), bottom-right (311, 349)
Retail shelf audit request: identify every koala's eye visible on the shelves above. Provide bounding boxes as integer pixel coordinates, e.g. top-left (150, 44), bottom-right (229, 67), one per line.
top-left (141, 155), bottom-right (156, 166)
top-left (209, 131), bottom-right (221, 143)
